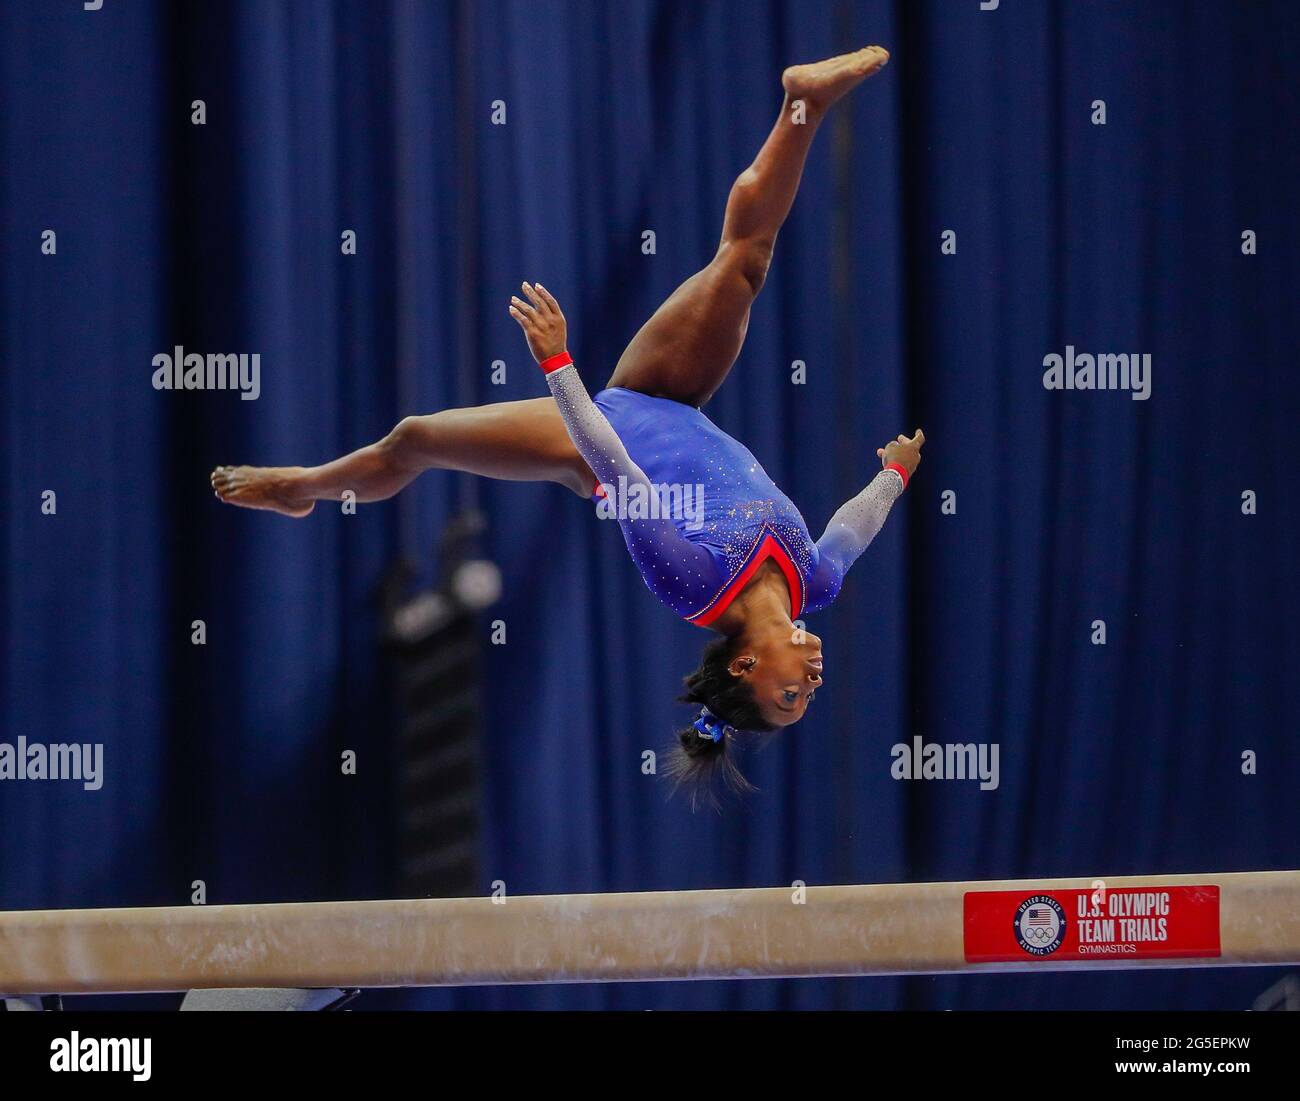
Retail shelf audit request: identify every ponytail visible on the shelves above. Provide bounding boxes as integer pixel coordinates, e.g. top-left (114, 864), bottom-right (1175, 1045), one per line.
top-left (664, 635), bottom-right (776, 810)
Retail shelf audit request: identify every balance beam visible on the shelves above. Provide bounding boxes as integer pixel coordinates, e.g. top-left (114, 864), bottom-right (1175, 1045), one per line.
top-left (1, 870), bottom-right (1296, 995)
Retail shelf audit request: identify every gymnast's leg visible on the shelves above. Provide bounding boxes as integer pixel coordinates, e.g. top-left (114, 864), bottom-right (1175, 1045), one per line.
top-left (606, 46), bottom-right (889, 408)
top-left (210, 397), bottom-right (596, 516)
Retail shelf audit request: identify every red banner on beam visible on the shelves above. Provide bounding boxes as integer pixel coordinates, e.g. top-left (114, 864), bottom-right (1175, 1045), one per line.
top-left (963, 885), bottom-right (1221, 963)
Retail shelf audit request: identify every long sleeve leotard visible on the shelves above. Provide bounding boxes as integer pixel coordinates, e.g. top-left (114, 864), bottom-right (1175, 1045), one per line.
top-left (543, 359), bottom-right (904, 625)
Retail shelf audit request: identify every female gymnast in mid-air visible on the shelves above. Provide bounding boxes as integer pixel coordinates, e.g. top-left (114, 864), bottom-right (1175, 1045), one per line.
top-left (211, 46), bottom-right (923, 801)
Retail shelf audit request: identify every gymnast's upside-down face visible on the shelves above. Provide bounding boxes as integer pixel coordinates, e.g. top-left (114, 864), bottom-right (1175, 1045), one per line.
top-left (733, 626), bottom-right (824, 728)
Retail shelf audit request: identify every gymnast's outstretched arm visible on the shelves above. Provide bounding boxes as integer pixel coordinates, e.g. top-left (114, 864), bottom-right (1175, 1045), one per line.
top-left (508, 282), bottom-right (719, 584)
top-left (809, 430), bottom-right (924, 600)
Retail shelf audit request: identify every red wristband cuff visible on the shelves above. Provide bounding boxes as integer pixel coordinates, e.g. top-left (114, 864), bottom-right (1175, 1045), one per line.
top-left (539, 350), bottom-right (573, 374)
top-left (884, 461), bottom-right (909, 489)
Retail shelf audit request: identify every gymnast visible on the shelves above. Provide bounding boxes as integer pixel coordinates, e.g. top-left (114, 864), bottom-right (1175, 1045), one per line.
top-left (211, 46), bottom-right (923, 802)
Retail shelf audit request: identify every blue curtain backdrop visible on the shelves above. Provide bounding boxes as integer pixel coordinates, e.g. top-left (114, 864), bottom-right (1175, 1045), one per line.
top-left (1, 0), bottom-right (1297, 1010)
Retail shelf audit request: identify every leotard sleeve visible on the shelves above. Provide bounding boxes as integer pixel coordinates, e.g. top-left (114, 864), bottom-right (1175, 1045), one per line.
top-left (543, 359), bottom-right (723, 613)
top-left (806, 467), bottom-right (905, 611)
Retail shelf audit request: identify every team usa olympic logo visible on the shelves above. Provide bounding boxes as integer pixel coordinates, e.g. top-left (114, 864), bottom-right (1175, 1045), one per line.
top-left (1014, 895), bottom-right (1067, 956)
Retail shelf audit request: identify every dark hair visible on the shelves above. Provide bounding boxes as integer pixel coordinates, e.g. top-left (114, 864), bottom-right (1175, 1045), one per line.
top-left (664, 635), bottom-right (777, 811)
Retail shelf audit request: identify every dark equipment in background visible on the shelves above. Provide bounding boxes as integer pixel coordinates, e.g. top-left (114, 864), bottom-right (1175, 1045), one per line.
top-left (383, 512), bottom-right (501, 900)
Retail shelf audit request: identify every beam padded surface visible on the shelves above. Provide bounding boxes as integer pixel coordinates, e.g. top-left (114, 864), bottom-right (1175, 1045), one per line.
top-left (1, 870), bottom-right (1297, 994)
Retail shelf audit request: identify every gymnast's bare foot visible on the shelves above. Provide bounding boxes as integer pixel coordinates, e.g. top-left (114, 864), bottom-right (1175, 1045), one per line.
top-left (782, 45), bottom-right (889, 115)
top-left (210, 465), bottom-right (315, 518)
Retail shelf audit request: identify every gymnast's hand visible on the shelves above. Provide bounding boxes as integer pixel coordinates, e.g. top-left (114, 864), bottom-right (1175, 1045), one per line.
top-left (509, 282), bottom-right (568, 362)
top-left (876, 428), bottom-right (925, 478)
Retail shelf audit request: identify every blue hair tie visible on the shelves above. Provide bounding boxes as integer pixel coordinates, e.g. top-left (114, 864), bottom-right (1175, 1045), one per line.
top-left (692, 706), bottom-right (735, 744)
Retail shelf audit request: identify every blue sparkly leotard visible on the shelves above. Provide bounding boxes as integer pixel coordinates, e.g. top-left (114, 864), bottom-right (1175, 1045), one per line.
top-left (544, 363), bottom-right (904, 627)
